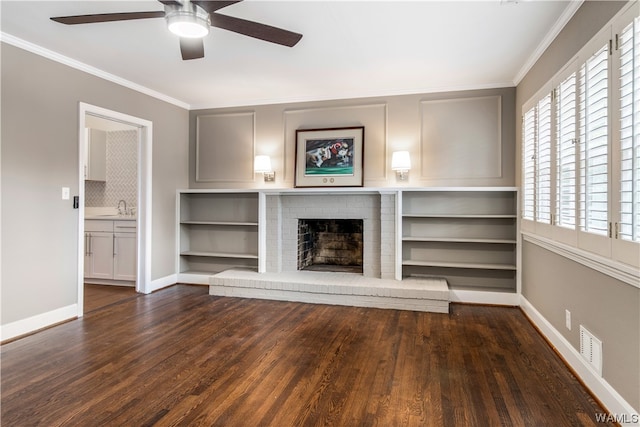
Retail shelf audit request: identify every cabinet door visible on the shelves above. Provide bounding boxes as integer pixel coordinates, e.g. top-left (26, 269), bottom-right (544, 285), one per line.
top-left (113, 232), bottom-right (136, 281)
top-left (83, 233), bottom-right (92, 278)
top-left (86, 232), bottom-right (114, 279)
top-left (85, 128), bottom-right (106, 181)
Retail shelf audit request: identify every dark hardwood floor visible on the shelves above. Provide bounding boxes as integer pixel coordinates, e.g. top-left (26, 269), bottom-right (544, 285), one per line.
top-left (1, 285), bottom-right (612, 426)
top-left (84, 284), bottom-right (139, 313)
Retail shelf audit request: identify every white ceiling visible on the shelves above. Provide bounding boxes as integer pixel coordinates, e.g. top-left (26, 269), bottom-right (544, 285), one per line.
top-left (1, 0), bottom-right (579, 110)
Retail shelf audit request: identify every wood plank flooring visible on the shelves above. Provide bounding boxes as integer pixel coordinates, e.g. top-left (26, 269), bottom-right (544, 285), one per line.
top-left (1, 285), bottom-right (612, 426)
top-left (84, 284), bottom-right (138, 313)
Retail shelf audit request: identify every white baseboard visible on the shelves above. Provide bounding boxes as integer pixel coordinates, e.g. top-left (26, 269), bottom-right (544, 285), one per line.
top-left (148, 274), bottom-right (177, 293)
top-left (520, 296), bottom-right (639, 426)
top-left (449, 289), bottom-right (520, 306)
top-left (1, 304), bottom-right (78, 342)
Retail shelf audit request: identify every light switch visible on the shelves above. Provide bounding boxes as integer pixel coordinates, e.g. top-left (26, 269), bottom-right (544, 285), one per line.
top-left (62, 187), bottom-right (70, 200)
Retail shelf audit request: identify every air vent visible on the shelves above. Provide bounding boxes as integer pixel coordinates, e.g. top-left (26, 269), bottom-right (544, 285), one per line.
top-left (579, 325), bottom-right (603, 376)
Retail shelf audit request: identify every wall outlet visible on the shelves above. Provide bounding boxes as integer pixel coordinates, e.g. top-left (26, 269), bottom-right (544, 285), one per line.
top-left (565, 309), bottom-right (571, 330)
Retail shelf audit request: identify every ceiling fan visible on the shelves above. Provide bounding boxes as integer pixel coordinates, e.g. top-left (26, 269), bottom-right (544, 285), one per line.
top-left (50, 0), bottom-right (303, 61)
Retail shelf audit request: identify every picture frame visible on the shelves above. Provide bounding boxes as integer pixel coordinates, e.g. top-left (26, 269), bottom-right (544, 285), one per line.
top-left (294, 126), bottom-right (364, 188)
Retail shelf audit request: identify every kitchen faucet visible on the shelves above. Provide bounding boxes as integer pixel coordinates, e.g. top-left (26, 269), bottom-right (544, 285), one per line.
top-left (117, 199), bottom-right (127, 215)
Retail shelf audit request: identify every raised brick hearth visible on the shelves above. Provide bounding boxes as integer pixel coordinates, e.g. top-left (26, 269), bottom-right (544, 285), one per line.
top-left (209, 191), bottom-right (449, 313)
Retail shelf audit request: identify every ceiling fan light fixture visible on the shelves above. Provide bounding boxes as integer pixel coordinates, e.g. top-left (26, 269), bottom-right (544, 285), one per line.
top-left (166, 6), bottom-right (210, 39)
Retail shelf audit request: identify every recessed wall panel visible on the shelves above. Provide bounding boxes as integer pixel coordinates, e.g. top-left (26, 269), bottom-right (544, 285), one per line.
top-left (420, 96), bottom-right (502, 180)
top-left (196, 112), bottom-right (255, 183)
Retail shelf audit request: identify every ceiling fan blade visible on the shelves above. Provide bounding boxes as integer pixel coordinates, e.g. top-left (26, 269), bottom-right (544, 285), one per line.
top-left (192, 1), bottom-right (244, 14)
top-left (51, 11), bottom-right (165, 25)
top-left (210, 13), bottom-right (302, 47)
top-left (156, 0), bottom-right (183, 6)
top-left (180, 38), bottom-right (205, 60)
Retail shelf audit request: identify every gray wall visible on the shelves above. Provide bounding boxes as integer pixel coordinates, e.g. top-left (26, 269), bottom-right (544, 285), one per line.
top-left (516, 1), bottom-right (639, 411)
top-left (1, 43), bottom-right (189, 324)
top-left (189, 88), bottom-right (516, 189)
top-left (522, 242), bottom-right (640, 409)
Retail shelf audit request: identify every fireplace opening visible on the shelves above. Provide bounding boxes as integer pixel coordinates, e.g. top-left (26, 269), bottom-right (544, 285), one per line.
top-left (298, 219), bottom-right (363, 273)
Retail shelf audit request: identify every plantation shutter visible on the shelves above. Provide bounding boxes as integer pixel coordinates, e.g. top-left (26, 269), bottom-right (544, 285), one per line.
top-left (579, 44), bottom-right (610, 236)
top-left (619, 18), bottom-right (640, 242)
top-left (536, 94), bottom-right (552, 224)
top-left (556, 73), bottom-right (578, 229)
top-left (523, 108), bottom-right (536, 220)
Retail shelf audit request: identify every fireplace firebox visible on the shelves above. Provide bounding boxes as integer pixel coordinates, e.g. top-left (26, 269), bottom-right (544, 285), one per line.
top-left (297, 219), bottom-right (363, 273)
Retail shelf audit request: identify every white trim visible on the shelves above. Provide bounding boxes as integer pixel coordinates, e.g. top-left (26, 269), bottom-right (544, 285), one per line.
top-left (0, 304), bottom-right (77, 342)
top-left (520, 296), bottom-right (640, 426)
top-left (148, 274), bottom-right (178, 294)
top-left (0, 33), bottom-right (190, 110)
top-left (189, 81), bottom-right (514, 111)
top-left (78, 103), bottom-right (154, 309)
top-left (258, 191), bottom-right (267, 273)
top-left (449, 289), bottom-right (519, 306)
top-left (513, 1), bottom-right (583, 85)
top-left (522, 232), bottom-right (640, 289)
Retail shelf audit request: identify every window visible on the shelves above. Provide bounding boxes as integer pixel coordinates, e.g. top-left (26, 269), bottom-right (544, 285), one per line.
top-left (618, 17), bottom-right (640, 242)
top-left (555, 73), bottom-right (577, 229)
top-left (522, 94), bottom-right (552, 225)
top-left (536, 94), bottom-right (552, 224)
top-left (523, 108), bottom-right (536, 221)
top-left (521, 3), bottom-right (640, 269)
top-left (579, 44), bottom-right (609, 236)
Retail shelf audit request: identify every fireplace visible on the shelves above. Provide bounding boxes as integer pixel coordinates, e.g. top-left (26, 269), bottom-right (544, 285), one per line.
top-left (298, 219), bottom-right (363, 273)
top-left (266, 192), bottom-right (395, 279)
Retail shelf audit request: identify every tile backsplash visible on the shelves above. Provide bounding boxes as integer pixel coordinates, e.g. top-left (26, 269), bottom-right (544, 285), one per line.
top-left (85, 130), bottom-right (138, 208)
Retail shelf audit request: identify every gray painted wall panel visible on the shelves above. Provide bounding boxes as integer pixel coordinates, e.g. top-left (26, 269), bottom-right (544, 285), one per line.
top-left (420, 96), bottom-right (502, 179)
top-left (1, 43), bottom-right (189, 324)
top-left (196, 112), bottom-right (255, 183)
top-left (522, 242), bottom-right (639, 409)
top-left (189, 88), bottom-right (515, 188)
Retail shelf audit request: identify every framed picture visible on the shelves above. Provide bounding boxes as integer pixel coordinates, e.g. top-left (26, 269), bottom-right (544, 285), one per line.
top-left (294, 126), bottom-right (364, 187)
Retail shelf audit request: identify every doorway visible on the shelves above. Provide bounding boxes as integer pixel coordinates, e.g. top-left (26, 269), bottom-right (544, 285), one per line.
top-left (77, 103), bottom-right (153, 317)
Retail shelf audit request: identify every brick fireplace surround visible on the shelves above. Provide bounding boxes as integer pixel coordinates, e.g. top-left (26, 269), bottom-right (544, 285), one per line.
top-left (209, 190), bottom-right (449, 313)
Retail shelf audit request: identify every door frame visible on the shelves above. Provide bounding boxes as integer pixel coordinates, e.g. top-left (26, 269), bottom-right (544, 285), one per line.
top-left (77, 103), bottom-right (153, 316)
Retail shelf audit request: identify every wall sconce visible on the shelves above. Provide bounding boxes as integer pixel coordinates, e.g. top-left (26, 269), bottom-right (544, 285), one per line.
top-left (254, 155), bottom-right (275, 182)
top-left (391, 151), bottom-right (411, 181)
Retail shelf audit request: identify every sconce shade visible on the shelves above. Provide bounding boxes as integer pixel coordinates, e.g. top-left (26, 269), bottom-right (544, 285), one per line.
top-left (254, 155), bottom-right (272, 173)
top-left (391, 151), bottom-right (411, 171)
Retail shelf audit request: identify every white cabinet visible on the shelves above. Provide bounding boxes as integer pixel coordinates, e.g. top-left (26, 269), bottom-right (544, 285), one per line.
top-left (84, 128), bottom-right (106, 181)
top-left (85, 220), bottom-right (136, 285)
top-left (85, 232), bottom-right (113, 279)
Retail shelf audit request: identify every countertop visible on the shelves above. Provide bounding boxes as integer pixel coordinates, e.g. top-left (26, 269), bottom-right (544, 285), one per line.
top-left (85, 215), bottom-right (136, 221)
top-left (85, 207), bottom-right (136, 221)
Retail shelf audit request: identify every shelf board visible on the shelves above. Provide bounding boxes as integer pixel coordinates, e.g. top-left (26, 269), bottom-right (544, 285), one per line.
top-left (403, 214), bottom-right (517, 219)
top-left (180, 220), bottom-right (259, 226)
top-left (180, 251), bottom-right (259, 260)
top-left (402, 260), bottom-right (517, 270)
top-left (402, 237), bottom-right (517, 244)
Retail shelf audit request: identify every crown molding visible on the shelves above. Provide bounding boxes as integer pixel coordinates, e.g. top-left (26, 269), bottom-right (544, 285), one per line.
top-left (513, 0), bottom-right (583, 86)
top-left (0, 32), bottom-right (191, 110)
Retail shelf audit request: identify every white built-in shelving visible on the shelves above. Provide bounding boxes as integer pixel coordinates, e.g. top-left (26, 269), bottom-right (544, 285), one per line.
top-left (177, 191), bottom-right (259, 283)
top-left (177, 188), bottom-right (519, 295)
top-left (400, 189), bottom-right (518, 293)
